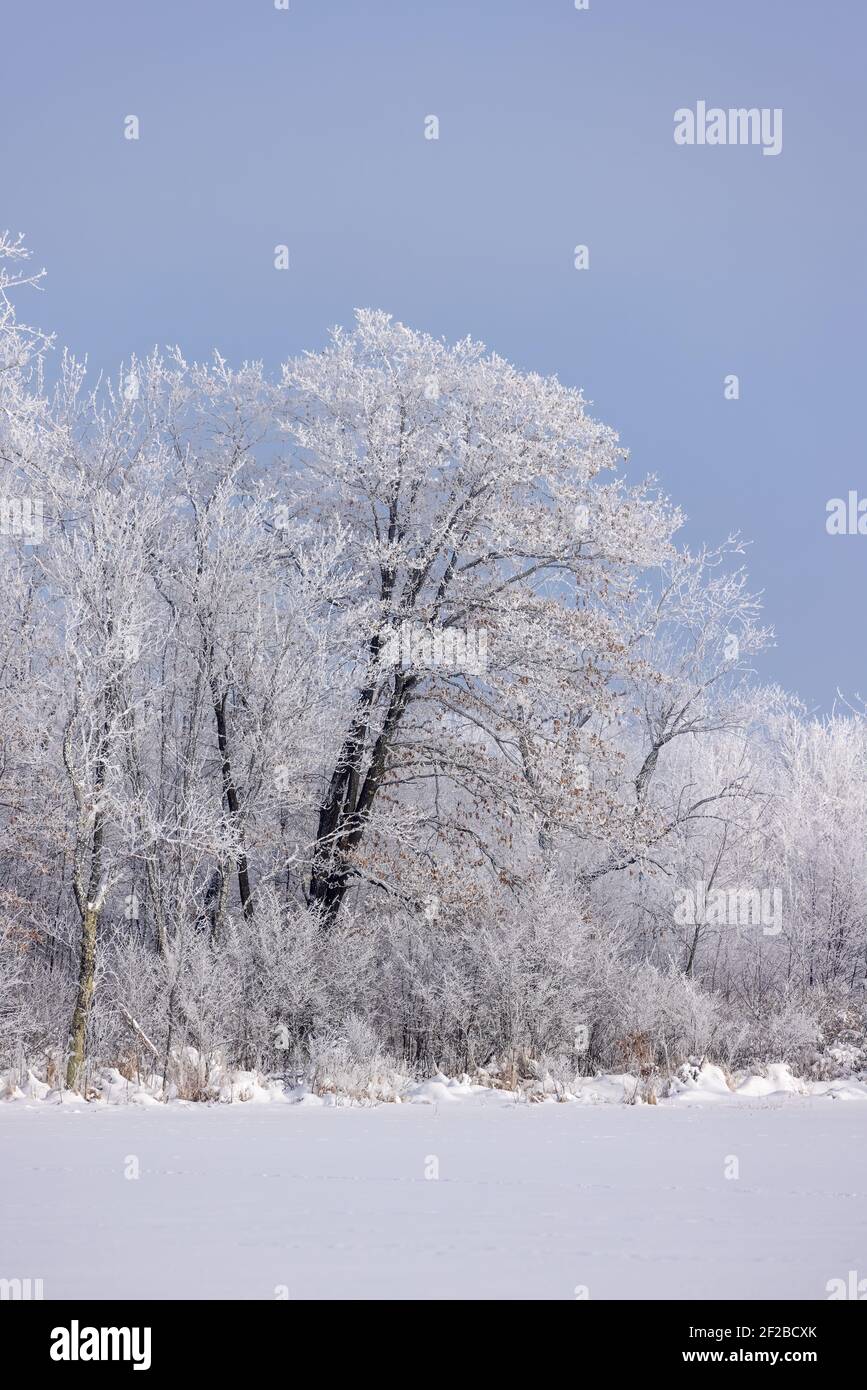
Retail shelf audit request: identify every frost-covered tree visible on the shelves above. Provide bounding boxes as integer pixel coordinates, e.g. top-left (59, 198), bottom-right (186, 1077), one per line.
top-left (282, 311), bottom-right (679, 920)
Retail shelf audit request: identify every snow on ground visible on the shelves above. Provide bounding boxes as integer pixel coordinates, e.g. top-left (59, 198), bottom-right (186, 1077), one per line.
top-left (2, 1076), bottom-right (866, 1300)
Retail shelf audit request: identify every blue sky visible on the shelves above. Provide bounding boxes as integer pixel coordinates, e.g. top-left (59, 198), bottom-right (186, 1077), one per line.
top-left (4, 0), bottom-right (864, 710)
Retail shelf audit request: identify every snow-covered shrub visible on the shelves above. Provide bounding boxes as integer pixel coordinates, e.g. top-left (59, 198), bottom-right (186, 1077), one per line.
top-left (306, 1014), bottom-right (405, 1101)
top-left (606, 962), bottom-right (724, 1072)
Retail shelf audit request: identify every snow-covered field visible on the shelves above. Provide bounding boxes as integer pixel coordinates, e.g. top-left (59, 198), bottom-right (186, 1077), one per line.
top-left (2, 1073), bottom-right (866, 1300)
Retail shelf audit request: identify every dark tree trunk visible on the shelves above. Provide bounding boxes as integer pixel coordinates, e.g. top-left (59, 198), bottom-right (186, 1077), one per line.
top-left (211, 681), bottom-right (254, 919)
top-left (309, 671), bottom-right (414, 923)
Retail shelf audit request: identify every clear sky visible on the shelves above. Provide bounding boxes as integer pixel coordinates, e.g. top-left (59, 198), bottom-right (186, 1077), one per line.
top-left (4, 0), bottom-right (864, 711)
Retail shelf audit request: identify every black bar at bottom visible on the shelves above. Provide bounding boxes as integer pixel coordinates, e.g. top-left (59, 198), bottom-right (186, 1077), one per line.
top-left (3, 1299), bottom-right (862, 1374)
